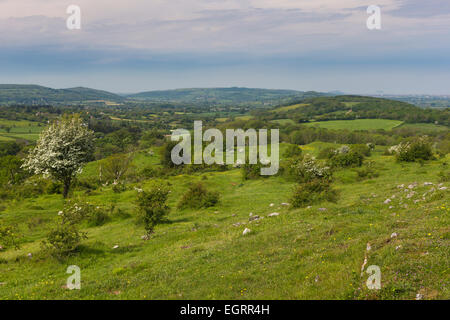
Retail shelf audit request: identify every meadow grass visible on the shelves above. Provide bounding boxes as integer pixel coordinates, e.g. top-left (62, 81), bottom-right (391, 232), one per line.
top-left (0, 142), bottom-right (448, 300)
top-left (0, 119), bottom-right (43, 142)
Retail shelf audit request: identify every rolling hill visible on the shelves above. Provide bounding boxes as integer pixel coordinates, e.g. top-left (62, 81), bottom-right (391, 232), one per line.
top-left (126, 87), bottom-right (330, 106)
top-left (0, 85), bottom-right (124, 105)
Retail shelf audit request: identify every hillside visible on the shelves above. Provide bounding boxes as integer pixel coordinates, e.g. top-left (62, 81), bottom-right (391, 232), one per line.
top-left (0, 143), bottom-right (448, 299)
top-left (0, 85), bottom-right (124, 105)
top-left (264, 95), bottom-right (450, 126)
top-left (126, 87), bottom-right (329, 106)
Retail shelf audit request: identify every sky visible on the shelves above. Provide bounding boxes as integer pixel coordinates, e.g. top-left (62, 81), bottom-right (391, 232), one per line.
top-left (0, 0), bottom-right (449, 94)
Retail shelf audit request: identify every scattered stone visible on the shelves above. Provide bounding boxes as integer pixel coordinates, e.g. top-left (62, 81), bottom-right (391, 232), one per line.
top-left (318, 208), bottom-right (327, 212)
top-left (232, 214), bottom-right (237, 217)
top-left (268, 212), bottom-right (280, 217)
top-left (242, 228), bottom-right (251, 235)
top-left (281, 203), bottom-right (290, 206)
top-left (415, 293), bottom-right (423, 300)
top-left (406, 192), bottom-right (415, 199)
top-left (366, 243), bottom-right (371, 251)
top-left (389, 206), bottom-right (394, 209)
top-left (390, 232), bottom-right (398, 239)
top-left (397, 184), bottom-right (405, 188)
top-left (439, 187), bottom-right (447, 190)
top-left (0, 282), bottom-right (6, 286)
top-left (408, 183), bottom-right (417, 189)
top-left (315, 275), bottom-right (320, 283)
top-left (113, 245), bottom-right (119, 249)
top-left (249, 213), bottom-right (253, 217)
top-left (233, 222), bottom-right (242, 227)
top-left (27, 253), bottom-right (32, 259)
top-left (0, 245), bottom-right (3, 251)
top-left (269, 203), bottom-right (274, 207)
top-left (141, 235), bottom-right (150, 240)
top-left (181, 245), bottom-right (191, 249)
top-left (307, 206), bottom-right (312, 209)
top-left (423, 182), bottom-right (433, 186)
top-left (249, 215), bottom-right (261, 222)
top-left (395, 245), bottom-right (402, 250)
top-left (384, 199), bottom-right (391, 204)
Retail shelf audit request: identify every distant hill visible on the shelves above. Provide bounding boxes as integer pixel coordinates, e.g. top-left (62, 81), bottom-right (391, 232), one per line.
top-left (266, 95), bottom-right (450, 126)
top-left (126, 87), bottom-right (330, 106)
top-left (0, 85), bottom-right (124, 105)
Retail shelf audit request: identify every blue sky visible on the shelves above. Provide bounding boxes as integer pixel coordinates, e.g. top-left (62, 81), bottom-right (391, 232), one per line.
top-left (0, 0), bottom-right (449, 94)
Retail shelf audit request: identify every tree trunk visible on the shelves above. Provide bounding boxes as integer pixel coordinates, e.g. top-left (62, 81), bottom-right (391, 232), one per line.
top-left (63, 178), bottom-right (72, 198)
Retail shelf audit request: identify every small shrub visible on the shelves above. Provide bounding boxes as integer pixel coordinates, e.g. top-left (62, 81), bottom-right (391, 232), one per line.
top-left (283, 144), bottom-right (303, 158)
top-left (329, 150), bottom-right (364, 168)
top-left (242, 162), bottom-right (265, 180)
top-left (0, 225), bottom-right (21, 250)
top-left (354, 163), bottom-right (379, 181)
top-left (317, 147), bottom-right (335, 160)
top-left (42, 224), bottom-right (87, 259)
top-left (350, 144), bottom-right (372, 157)
top-left (395, 137), bottom-right (434, 162)
top-left (291, 179), bottom-right (338, 208)
top-left (286, 155), bottom-right (332, 183)
top-left (136, 183), bottom-right (170, 236)
top-left (60, 200), bottom-right (109, 227)
top-left (178, 182), bottom-right (220, 209)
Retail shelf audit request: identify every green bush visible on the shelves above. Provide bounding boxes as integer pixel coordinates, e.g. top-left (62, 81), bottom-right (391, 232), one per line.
top-left (317, 147), bottom-right (335, 159)
top-left (242, 162), bottom-right (265, 180)
top-left (286, 155), bottom-right (332, 183)
top-left (354, 166), bottom-right (379, 180)
top-left (283, 144), bottom-right (303, 158)
top-left (0, 225), bottom-right (22, 250)
top-left (60, 200), bottom-right (109, 227)
top-left (136, 183), bottom-right (170, 236)
top-left (350, 144), bottom-right (372, 157)
top-left (329, 151), bottom-right (364, 168)
top-left (42, 224), bottom-right (87, 259)
top-left (178, 182), bottom-right (220, 209)
top-left (291, 179), bottom-right (338, 208)
top-left (395, 137), bottom-right (434, 162)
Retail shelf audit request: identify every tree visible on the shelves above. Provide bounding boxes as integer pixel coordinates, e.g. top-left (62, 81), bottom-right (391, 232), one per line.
top-left (136, 183), bottom-right (170, 237)
top-left (22, 114), bottom-right (94, 198)
top-left (102, 153), bottom-right (134, 183)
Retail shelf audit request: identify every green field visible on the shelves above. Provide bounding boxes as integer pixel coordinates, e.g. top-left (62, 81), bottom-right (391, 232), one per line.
top-left (1, 143), bottom-right (448, 300)
top-left (303, 119), bottom-right (404, 131)
top-left (0, 119), bottom-right (43, 142)
top-left (395, 123), bottom-right (449, 133)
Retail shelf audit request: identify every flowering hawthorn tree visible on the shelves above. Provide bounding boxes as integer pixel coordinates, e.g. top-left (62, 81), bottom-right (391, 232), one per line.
top-left (22, 114), bottom-right (94, 198)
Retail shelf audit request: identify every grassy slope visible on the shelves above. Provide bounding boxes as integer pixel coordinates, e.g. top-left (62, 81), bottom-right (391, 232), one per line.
top-left (0, 143), bottom-right (449, 300)
top-left (303, 119), bottom-right (404, 131)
